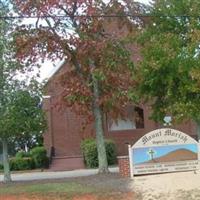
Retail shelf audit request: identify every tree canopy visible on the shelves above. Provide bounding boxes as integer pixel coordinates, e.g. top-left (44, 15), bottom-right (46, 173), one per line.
top-left (137, 0), bottom-right (200, 126)
top-left (1, 81), bottom-right (46, 139)
top-left (13, 0), bottom-right (141, 172)
top-left (0, 1), bottom-right (46, 182)
top-left (14, 1), bottom-right (137, 119)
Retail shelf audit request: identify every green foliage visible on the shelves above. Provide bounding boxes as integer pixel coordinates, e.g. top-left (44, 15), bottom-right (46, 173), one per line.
top-left (15, 151), bottom-right (30, 158)
top-left (0, 1), bottom-right (46, 182)
top-left (136, 0), bottom-right (200, 124)
top-left (10, 157), bottom-right (34, 171)
top-left (3, 88), bottom-right (47, 139)
top-left (9, 147), bottom-right (49, 171)
top-left (0, 163), bottom-right (3, 170)
top-left (81, 138), bottom-right (117, 168)
top-left (81, 139), bottom-right (98, 168)
top-left (106, 139), bottom-right (117, 165)
top-left (30, 147), bottom-right (49, 169)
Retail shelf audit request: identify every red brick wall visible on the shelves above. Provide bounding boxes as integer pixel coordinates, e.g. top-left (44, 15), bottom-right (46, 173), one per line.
top-left (43, 61), bottom-right (96, 158)
top-left (43, 91), bottom-right (157, 158)
top-left (43, 97), bottom-right (53, 155)
top-left (43, 84), bottom-right (197, 159)
top-left (118, 156), bottom-right (130, 177)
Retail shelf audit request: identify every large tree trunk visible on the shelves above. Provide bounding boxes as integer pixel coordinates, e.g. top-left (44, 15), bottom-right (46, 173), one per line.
top-left (92, 76), bottom-right (109, 173)
top-left (2, 138), bottom-right (11, 183)
top-left (196, 121), bottom-right (200, 141)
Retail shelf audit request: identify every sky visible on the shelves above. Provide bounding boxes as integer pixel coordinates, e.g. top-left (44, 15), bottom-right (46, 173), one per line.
top-left (38, 0), bottom-right (151, 82)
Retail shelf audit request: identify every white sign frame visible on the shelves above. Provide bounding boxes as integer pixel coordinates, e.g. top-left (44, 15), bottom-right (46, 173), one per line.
top-left (129, 128), bottom-right (199, 177)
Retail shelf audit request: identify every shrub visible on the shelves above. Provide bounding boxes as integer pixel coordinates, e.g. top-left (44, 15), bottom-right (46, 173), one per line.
top-left (106, 139), bottom-right (117, 165)
top-left (10, 157), bottom-right (34, 171)
top-left (81, 138), bottom-right (117, 168)
top-left (81, 139), bottom-right (98, 168)
top-left (30, 146), bottom-right (49, 169)
top-left (16, 151), bottom-right (30, 158)
top-left (0, 163), bottom-right (3, 170)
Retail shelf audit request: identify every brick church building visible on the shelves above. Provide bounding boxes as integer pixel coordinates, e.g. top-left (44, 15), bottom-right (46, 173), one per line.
top-left (43, 16), bottom-right (197, 171)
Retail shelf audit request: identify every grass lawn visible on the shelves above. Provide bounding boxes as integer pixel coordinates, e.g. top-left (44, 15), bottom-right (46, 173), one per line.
top-left (0, 182), bottom-right (93, 195)
top-left (0, 174), bottom-right (140, 200)
top-left (0, 181), bottom-right (95, 200)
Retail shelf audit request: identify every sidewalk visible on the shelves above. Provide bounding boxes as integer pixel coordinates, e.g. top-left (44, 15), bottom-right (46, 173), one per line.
top-left (0, 167), bottom-right (119, 182)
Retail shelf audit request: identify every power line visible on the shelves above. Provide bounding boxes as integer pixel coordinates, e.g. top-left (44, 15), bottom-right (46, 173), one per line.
top-left (0, 14), bottom-right (199, 20)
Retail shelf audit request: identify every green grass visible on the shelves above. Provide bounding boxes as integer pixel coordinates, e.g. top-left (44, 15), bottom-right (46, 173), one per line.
top-left (0, 182), bottom-right (95, 195)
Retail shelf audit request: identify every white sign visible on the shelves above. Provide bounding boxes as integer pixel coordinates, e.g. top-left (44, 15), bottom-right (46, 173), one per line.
top-left (129, 128), bottom-right (199, 177)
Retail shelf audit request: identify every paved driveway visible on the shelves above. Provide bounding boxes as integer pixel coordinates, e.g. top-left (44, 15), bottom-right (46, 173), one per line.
top-left (0, 167), bottom-right (119, 182)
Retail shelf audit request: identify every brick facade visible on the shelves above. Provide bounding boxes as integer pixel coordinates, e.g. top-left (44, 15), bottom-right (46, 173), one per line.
top-left (43, 86), bottom-right (197, 171)
top-left (118, 156), bottom-right (130, 177)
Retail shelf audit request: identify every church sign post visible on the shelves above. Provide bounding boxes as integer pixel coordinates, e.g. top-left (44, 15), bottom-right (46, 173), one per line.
top-left (129, 128), bottom-right (199, 177)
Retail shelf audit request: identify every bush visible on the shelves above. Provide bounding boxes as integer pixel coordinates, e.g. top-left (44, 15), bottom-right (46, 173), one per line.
top-left (16, 151), bottom-right (30, 158)
top-left (106, 139), bottom-right (117, 165)
top-left (0, 163), bottom-right (3, 170)
top-left (10, 157), bottom-right (34, 171)
top-left (81, 138), bottom-right (117, 168)
top-left (30, 146), bottom-right (49, 169)
top-left (81, 139), bottom-right (98, 168)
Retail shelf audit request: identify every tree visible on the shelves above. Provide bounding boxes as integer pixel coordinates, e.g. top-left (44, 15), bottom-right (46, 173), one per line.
top-left (13, 0), bottom-right (139, 173)
top-left (0, 1), bottom-right (19, 183)
top-left (0, 1), bottom-right (46, 182)
top-left (136, 0), bottom-right (200, 136)
top-left (11, 133), bottom-right (43, 152)
top-left (1, 80), bottom-right (46, 183)
top-left (0, 136), bottom-right (42, 157)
